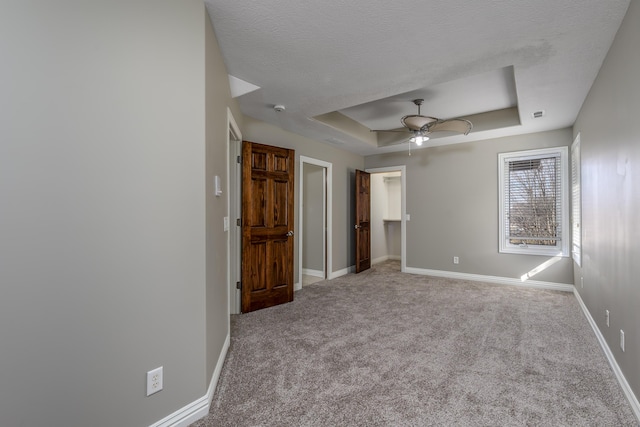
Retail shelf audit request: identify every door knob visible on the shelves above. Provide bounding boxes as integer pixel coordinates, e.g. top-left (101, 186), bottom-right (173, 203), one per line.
top-left (286, 230), bottom-right (294, 237)
top-left (354, 224), bottom-right (360, 229)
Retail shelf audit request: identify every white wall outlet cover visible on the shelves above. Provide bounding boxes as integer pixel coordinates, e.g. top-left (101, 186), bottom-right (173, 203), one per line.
top-left (406, 214), bottom-right (410, 221)
top-left (146, 366), bottom-right (163, 396)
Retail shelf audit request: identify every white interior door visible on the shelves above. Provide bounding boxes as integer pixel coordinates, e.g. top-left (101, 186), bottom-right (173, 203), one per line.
top-left (227, 110), bottom-right (242, 314)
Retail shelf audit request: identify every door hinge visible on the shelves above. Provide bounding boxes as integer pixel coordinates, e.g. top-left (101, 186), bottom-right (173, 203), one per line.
top-left (236, 281), bottom-right (241, 289)
top-left (236, 155), bottom-right (241, 164)
top-left (236, 218), bottom-right (241, 226)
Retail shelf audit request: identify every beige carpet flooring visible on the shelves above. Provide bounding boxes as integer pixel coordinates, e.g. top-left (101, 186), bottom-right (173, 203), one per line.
top-left (192, 260), bottom-right (638, 426)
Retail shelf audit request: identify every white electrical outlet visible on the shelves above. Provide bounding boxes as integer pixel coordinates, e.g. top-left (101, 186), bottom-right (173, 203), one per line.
top-left (453, 256), bottom-right (459, 265)
top-left (147, 366), bottom-right (163, 396)
top-left (605, 310), bottom-right (610, 327)
top-left (620, 330), bottom-right (625, 352)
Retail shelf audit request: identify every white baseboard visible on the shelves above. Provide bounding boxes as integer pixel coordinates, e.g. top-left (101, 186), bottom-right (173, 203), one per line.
top-left (302, 268), bottom-right (324, 278)
top-left (573, 290), bottom-right (640, 421)
top-left (372, 255), bottom-right (401, 265)
top-left (404, 266), bottom-right (574, 292)
top-left (294, 282), bottom-right (301, 291)
top-left (372, 255), bottom-right (389, 264)
top-left (150, 333), bottom-right (230, 427)
top-left (329, 265), bottom-right (355, 279)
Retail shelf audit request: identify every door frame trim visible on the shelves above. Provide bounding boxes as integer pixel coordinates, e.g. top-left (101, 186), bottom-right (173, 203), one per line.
top-left (365, 165), bottom-right (406, 272)
top-left (298, 156), bottom-right (332, 289)
top-left (226, 108), bottom-right (242, 315)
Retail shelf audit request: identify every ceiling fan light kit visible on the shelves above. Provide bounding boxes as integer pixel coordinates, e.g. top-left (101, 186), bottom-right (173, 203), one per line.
top-left (372, 99), bottom-right (473, 149)
top-left (409, 131), bottom-right (429, 146)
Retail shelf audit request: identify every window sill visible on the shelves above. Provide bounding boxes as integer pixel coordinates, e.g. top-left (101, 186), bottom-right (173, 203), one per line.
top-left (500, 247), bottom-right (568, 257)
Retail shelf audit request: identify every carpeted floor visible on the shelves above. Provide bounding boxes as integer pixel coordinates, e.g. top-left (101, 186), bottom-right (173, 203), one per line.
top-left (192, 261), bottom-right (638, 426)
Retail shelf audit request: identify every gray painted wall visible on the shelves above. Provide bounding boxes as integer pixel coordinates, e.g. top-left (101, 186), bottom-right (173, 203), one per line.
top-left (205, 12), bottom-right (243, 384)
top-left (0, 2), bottom-right (238, 426)
top-left (365, 129), bottom-right (574, 284)
top-left (303, 164), bottom-right (325, 272)
top-left (242, 117), bottom-right (365, 276)
top-left (573, 0), bottom-right (640, 402)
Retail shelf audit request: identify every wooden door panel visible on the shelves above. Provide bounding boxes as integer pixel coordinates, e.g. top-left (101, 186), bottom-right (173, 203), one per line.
top-left (271, 239), bottom-right (290, 287)
top-left (360, 228), bottom-right (370, 261)
top-left (242, 141), bottom-right (295, 313)
top-left (251, 151), bottom-right (267, 170)
top-left (355, 170), bottom-right (371, 273)
top-left (274, 153), bottom-right (289, 172)
top-left (273, 179), bottom-right (289, 227)
top-left (247, 241), bottom-right (267, 291)
top-left (249, 178), bottom-right (267, 227)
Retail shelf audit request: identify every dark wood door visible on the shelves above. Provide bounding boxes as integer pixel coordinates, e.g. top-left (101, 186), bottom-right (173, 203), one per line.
top-left (241, 141), bottom-right (295, 313)
top-left (355, 169), bottom-right (371, 273)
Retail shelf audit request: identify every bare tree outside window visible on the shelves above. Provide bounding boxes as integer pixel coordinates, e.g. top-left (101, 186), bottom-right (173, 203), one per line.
top-left (499, 147), bottom-right (568, 257)
top-left (507, 157), bottom-right (560, 247)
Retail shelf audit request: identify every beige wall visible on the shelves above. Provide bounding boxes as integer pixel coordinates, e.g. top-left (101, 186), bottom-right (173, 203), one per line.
top-left (0, 2), bottom-right (237, 426)
top-left (205, 12), bottom-right (243, 383)
top-left (242, 116), bottom-right (365, 275)
top-left (573, 0), bottom-right (640, 402)
top-left (365, 128), bottom-right (574, 284)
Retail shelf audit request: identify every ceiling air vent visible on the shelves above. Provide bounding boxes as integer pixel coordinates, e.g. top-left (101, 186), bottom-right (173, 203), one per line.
top-left (532, 110), bottom-right (545, 119)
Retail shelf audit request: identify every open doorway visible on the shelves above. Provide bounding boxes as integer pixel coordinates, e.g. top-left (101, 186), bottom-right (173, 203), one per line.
top-left (298, 156), bottom-right (332, 289)
top-left (366, 166), bottom-right (406, 272)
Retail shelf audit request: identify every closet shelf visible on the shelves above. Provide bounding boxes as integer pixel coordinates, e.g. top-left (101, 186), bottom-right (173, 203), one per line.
top-left (383, 218), bottom-right (401, 222)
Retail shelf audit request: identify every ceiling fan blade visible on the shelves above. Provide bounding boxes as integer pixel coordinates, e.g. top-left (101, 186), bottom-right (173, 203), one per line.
top-left (370, 128), bottom-right (409, 133)
top-left (427, 118), bottom-right (473, 135)
top-left (401, 115), bottom-right (438, 131)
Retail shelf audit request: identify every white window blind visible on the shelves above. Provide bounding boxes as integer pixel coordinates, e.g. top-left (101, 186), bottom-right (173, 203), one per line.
top-left (571, 134), bottom-right (581, 266)
top-left (499, 147), bottom-right (569, 256)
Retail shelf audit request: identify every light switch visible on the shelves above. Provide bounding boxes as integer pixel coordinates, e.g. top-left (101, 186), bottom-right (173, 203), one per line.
top-left (214, 175), bottom-right (222, 197)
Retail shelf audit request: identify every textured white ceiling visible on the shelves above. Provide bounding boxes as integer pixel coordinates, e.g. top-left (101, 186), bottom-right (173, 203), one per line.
top-left (339, 67), bottom-right (517, 131)
top-left (205, 0), bottom-right (630, 156)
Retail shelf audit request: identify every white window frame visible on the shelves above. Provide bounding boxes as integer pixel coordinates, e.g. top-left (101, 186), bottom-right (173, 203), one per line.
top-left (571, 134), bottom-right (581, 266)
top-left (498, 146), bottom-right (570, 257)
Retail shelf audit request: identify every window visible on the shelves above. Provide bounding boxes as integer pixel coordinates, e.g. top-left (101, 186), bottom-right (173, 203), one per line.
top-left (499, 147), bottom-right (569, 256)
top-left (571, 134), bottom-right (581, 266)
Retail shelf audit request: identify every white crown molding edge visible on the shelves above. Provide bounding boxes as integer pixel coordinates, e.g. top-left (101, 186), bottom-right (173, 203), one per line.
top-left (149, 334), bottom-right (230, 427)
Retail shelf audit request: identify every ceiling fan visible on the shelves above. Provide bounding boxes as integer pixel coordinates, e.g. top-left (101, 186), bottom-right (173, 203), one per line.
top-left (371, 99), bottom-right (473, 146)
